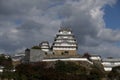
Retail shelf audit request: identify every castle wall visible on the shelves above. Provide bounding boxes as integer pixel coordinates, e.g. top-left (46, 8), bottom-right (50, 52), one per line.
top-left (29, 49), bottom-right (46, 62)
top-left (53, 50), bottom-right (77, 56)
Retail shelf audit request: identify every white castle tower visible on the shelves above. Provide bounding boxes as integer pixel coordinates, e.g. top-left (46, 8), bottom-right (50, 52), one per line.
top-left (39, 41), bottom-right (50, 52)
top-left (52, 27), bottom-right (78, 56)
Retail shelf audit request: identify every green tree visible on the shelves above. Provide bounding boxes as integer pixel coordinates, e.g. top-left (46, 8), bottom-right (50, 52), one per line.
top-left (15, 62), bottom-right (47, 80)
top-left (108, 66), bottom-right (120, 80)
top-left (0, 55), bottom-right (13, 69)
top-left (88, 65), bottom-right (105, 80)
top-left (55, 61), bottom-right (79, 73)
top-left (31, 46), bottom-right (41, 49)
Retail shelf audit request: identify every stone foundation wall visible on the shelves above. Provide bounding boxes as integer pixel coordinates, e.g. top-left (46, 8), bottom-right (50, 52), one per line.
top-left (53, 50), bottom-right (77, 56)
top-left (29, 49), bottom-right (46, 62)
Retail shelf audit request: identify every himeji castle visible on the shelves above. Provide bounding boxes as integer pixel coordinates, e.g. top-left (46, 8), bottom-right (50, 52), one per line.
top-left (12, 27), bottom-right (120, 72)
top-left (22, 27), bottom-right (81, 62)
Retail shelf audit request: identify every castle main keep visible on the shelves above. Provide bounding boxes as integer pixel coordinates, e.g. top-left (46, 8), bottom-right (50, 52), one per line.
top-left (52, 27), bottom-right (78, 56)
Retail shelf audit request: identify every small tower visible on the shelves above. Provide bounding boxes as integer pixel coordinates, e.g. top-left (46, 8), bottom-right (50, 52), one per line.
top-left (39, 41), bottom-right (50, 52)
top-left (24, 48), bottom-right (30, 63)
top-left (52, 27), bottom-right (78, 56)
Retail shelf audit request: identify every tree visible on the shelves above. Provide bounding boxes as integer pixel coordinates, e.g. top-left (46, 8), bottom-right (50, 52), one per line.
top-left (15, 62), bottom-right (47, 80)
top-left (0, 55), bottom-right (13, 69)
top-left (82, 52), bottom-right (91, 60)
top-left (31, 46), bottom-right (41, 49)
top-left (88, 65), bottom-right (105, 80)
top-left (108, 66), bottom-right (120, 80)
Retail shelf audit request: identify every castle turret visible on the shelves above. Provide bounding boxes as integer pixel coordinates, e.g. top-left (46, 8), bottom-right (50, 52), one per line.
top-left (39, 41), bottom-right (50, 52)
top-left (24, 48), bottom-right (30, 63)
top-left (52, 27), bottom-right (78, 56)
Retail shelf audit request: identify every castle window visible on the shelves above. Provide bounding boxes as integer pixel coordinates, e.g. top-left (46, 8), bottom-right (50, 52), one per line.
top-left (45, 52), bottom-right (47, 55)
top-left (61, 52), bottom-right (64, 55)
top-left (64, 51), bottom-right (69, 54)
top-left (53, 52), bottom-right (55, 55)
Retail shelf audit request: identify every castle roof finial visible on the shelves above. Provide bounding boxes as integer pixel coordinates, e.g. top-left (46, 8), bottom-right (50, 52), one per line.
top-left (60, 22), bottom-right (72, 31)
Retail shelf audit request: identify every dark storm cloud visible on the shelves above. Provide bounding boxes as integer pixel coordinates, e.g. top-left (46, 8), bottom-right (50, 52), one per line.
top-left (0, 0), bottom-right (66, 15)
top-left (0, 0), bottom-right (120, 57)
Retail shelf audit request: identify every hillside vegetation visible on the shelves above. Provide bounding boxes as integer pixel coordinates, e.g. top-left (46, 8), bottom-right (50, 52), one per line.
top-left (1, 55), bottom-right (120, 80)
top-left (14, 61), bottom-right (105, 80)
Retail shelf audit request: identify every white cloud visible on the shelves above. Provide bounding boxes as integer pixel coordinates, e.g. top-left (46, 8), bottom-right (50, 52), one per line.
top-left (80, 43), bottom-right (120, 58)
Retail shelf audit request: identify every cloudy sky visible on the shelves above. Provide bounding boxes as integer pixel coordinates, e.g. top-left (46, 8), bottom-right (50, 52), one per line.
top-left (0, 0), bottom-right (120, 57)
